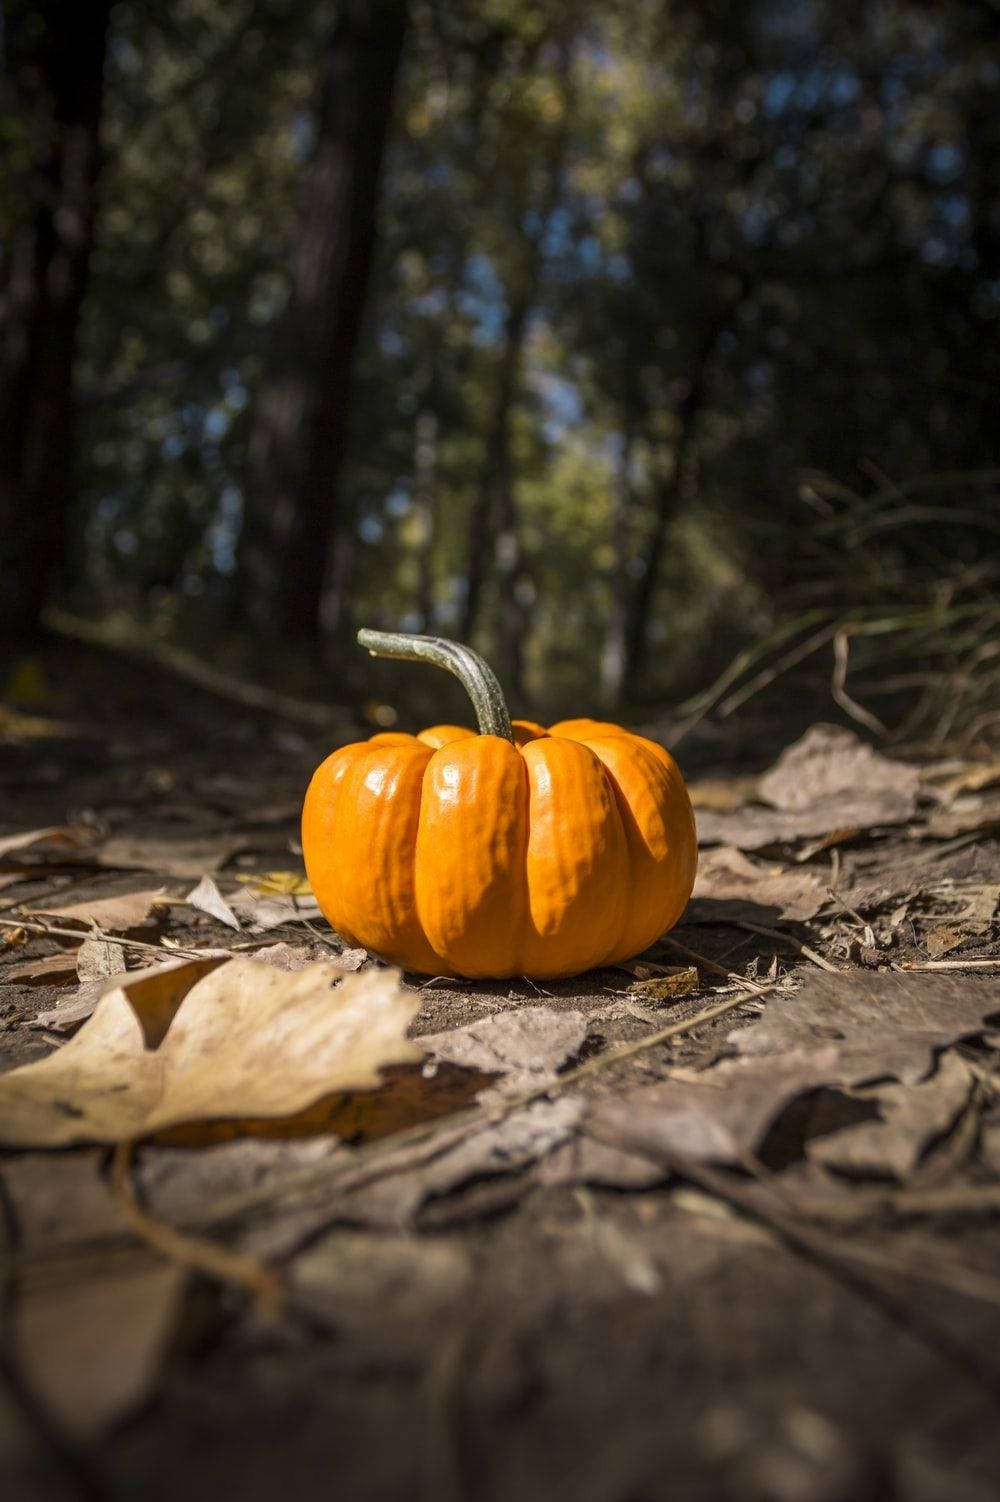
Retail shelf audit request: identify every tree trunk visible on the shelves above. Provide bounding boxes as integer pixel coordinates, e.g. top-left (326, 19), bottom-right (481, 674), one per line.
top-left (0, 0), bottom-right (112, 650)
top-left (411, 408), bottom-right (438, 630)
top-left (600, 426), bottom-right (635, 710)
top-left (624, 281), bottom-right (745, 689)
top-left (460, 292), bottom-right (529, 652)
top-left (236, 0), bottom-right (407, 644)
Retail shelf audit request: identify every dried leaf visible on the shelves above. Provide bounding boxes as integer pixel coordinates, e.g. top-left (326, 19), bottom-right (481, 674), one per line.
top-left (335, 1097), bottom-right (583, 1230)
top-left (185, 874), bottom-right (240, 930)
top-left (421, 1006), bottom-right (588, 1095)
top-left (236, 871), bottom-right (313, 897)
top-left (696, 727), bottom-right (922, 850)
top-left (0, 826), bottom-right (84, 860)
top-left (14, 1257), bottom-right (185, 1439)
top-left (30, 887), bottom-right (163, 930)
top-left (6, 949), bottom-right (81, 985)
top-left (692, 847), bottom-right (827, 921)
top-left (0, 956), bottom-right (419, 1146)
top-left (627, 968), bottom-right (700, 1001)
top-left (230, 891), bottom-right (323, 930)
top-left (587, 1049), bottom-right (843, 1167)
top-left (31, 984), bottom-right (105, 1033)
top-left (95, 834), bottom-right (243, 878)
top-left (924, 798), bottom-right (1000, 840)
top-left (729, 972), bottom-right (1000, 1086)
top-left (76, 935), bottom-right (127, 984)
top-left (1, 1152), bottom-right (131, 1249)
top-left (808, 1051), bottom-right (974, 1179)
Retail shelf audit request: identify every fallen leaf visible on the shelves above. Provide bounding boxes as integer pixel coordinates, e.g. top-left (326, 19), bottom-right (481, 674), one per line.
top-left (538, 1135), bottom-right (667, 1190)
top-left (587, 1048), bottom-right (844, 1168)
top-left (691, 847), bottom-right (828, 921)
top-left (759, 725), bottom-right (921, 815)
top-left (626, 968), bottom-right (700, 1001)
top-left (6, 949), bottom-right (81, 985)
top-left (248, 942), bottom-right (367, 972)
top-left (30, 887), bottom-right (163, 930)
top-left (236, 871), bottom-right (313, 897)
top-left (808, 1051), bottom-right (974, 1179)
top-left (923, 798), bottom-right (1000, 840)
top-left (1, 1151), bottom-right (132, 1249)
top-left (230, 892), bottom-right (324, 930)
top-left (334, 1097), bottom-right (583, 1230)
top-left (696, 726), bottom-right (923, 850)
top-left (687, 775), bottom-right (761, 811)
top-left (729, 972), bottom-right (1000, 1086)
top-left (0, 827), bottom-right (85, 860)
top-left (31, 982), bottom-right (109, 1033)
top-left (421, 1006), bottom-right (588, 1095)
top-left (14, 1257), bottom-right (185, 1439)
top-left (185, 874), bottom-right (240, 930)
top-left (76, 935), bottom-right (128, 984)
top-left (930, 759), bottom-right (1000, 801)
top-left (0, 956), bottom-right (420, 1146)
top-left (94, 834), bottom-right (243, 878)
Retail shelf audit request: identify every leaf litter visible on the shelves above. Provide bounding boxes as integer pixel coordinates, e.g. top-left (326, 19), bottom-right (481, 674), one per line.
top-left (3, 713), bottom-right (1000, 1473)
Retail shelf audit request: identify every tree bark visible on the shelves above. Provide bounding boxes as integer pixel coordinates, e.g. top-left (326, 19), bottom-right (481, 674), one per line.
top-left (0, 0), bottom-right (112, 649)
top-left (236, 0), bottom-right (407, 643)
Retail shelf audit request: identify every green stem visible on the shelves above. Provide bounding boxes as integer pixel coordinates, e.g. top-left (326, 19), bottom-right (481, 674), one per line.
top-left (357, 629), bottom-right (514, 743)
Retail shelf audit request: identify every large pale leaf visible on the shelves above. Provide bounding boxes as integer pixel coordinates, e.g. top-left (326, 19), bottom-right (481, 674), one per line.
top-left (0, 956), bottom-right (421, 1147)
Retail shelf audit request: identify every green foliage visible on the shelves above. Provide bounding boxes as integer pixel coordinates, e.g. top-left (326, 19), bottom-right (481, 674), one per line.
top-left (69, 0), bottom-right (1000, 724)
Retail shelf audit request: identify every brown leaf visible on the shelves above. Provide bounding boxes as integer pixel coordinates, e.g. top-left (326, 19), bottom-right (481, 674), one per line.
top-left (729, 972), bottom-right (1000, 1086)
top-left (94, 834), bottom-right (243, 878)
top-left (6, 949), bottom-right (81, 985)
top-left (1, 1151), bottom-right (131, 1249)
top-left (230, 891), bottom-right (324, 930)
top-left (76, 935), bottom-right (128, 983)
top-left (0, 956), bottom-right (419, 1146)
top-left (30, 887), bottom-right (164, 930)
top-left (333, 1097), bottom-right (583, 1231)
top-left (587, 1049), bottom-right (843, 1167)
top-left (31, 982), bottom-right (109, 1033)
top-left (0, 827), bottom-right (84, 860)
top-left (691, 847), bottom-right (828, 921)
top-left (923, 798), bottom-right (1000, 840)
top-left (14, 1256), bottom-right (185, 1439)
top-left (808, 1051), bottom-right (974, 1179)
top-left (421, 1006), bottom-right (588, 1095)
top-left (696, 726), bottom-right (922, 850)
top-left (185, 874), bottom-right (240, 930)
top-left (626, 968), bottom-right (700, 1001)
top-left (759, 725), bottom-right (921, 814)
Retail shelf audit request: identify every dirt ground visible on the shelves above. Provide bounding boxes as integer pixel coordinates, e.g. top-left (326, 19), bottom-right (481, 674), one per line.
top-left (2, 642), bottom-right (1000, 1502)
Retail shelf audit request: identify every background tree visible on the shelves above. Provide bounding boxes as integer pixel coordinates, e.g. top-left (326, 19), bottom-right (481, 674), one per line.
top-left (5, 0), bottom-right (995, 737)
top-left (0, 0), bottom-right (112, 648)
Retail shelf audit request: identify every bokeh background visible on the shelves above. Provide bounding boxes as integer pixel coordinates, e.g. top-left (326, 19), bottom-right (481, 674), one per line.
top-left (3, 0), bottom-right (1000, 740)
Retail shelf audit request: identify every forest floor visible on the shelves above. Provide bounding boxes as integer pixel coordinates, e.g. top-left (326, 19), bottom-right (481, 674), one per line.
top-left (2, 639), bottom-right (1000, 1502)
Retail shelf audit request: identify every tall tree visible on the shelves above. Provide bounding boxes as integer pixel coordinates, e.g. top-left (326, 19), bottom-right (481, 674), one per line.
top-left (0, 0), bottom-right (112, 648)
top-left (236, 0), bottom-right (407, 644)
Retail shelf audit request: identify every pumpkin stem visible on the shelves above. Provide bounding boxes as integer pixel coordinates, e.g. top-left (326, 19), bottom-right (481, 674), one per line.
top-left (357, 629), bottom-right (514, 743)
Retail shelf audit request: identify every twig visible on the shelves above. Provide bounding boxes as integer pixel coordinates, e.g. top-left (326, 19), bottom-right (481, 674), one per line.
top-left (899, 958), bottom-right (1000, 971)
top-left (733, 919), bottom-right (840, 973)
top-left (659, 935), bottom-right (731, 978)
top-left (831, 629), bottom-right (888, 737)
top-left (111, 1143), bottom-right (282, 1314)
top-left (0, 914), bottom-right (206, 961)
top-left (45, 607), bottom-right (347, 729)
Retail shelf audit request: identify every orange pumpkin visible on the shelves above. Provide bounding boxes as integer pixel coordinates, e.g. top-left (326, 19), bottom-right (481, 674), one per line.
top-left (302, 630), bottom-right (697, 979)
